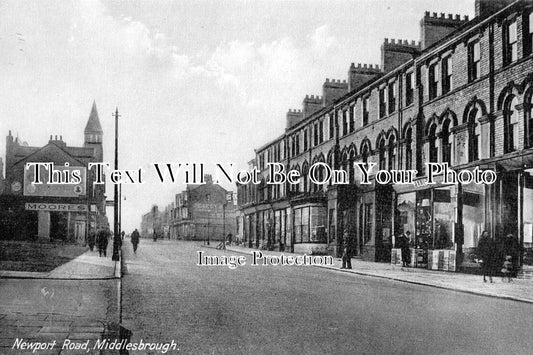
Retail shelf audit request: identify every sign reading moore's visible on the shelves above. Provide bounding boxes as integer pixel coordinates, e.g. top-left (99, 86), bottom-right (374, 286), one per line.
top-left (25, 203), bottom-right (88, 212)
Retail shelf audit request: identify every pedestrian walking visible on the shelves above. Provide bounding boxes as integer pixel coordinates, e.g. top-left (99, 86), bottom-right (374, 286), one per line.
top-left (97, 228), bottom-right (109, 257)
top-left (341, 230), bottom-right (352, 269)
top-left (501, 233), bottom-right (520, 278)
top-left (477, 230), bottom-right (496, 283)
top-left (131, 228), bottom-right (140, 254)
top-left (87, 229), bottom-right (96, 252)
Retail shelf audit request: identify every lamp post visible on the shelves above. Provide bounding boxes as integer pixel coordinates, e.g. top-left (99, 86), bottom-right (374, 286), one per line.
top-left (112, 107), bottom-right (120, 261)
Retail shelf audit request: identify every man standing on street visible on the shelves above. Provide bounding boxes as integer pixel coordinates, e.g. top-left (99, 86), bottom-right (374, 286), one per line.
top-left (97, 228), bottom-right (109, 257)
top-left (341, 230), bottom-right (352, 269)
top-left (131, 228), bottom-right (140, 254)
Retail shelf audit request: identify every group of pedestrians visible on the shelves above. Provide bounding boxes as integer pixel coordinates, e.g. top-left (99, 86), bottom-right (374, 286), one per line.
top-left (86, 228), bottom-right (110, 257)
top-left (477, 231), bottom-right (521, 283)
top-left (86, 228), bottom-right (142, 256)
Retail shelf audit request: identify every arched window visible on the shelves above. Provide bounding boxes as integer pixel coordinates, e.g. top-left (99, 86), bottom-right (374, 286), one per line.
top-left (341, 150), bottom-right (349, 177)
top-left (441, 120), bottom-right (452, 165)
top-left (361, 143), bottom-right (370, 165)
top-left (378, 138), bottom-right (386, 170)
top-left (388, 136), bottom-right (396, 171)
top-left (504, 95), bottom-right (519, 153)
top-left (467, 104), bottom-right (482, 162)
top-left (302, 162), bottom-right (309, 193)
top-left (405, 128), bottom-right (412, 170)
top-left (348, 149), bottom-right (356, 183)
top-left (526, 90), bottom-right (533, 148)
top-left (428, 124), bottom-right (438, 163)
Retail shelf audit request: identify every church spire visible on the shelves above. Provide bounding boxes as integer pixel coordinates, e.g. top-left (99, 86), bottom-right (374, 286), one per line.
top-left (84, 100), bottom-right (103, 134)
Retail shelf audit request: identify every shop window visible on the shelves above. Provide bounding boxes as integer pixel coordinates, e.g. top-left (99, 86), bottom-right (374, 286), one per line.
top-left (363, 96), bottom-right (370, 126)
top-left (388, 82), bottom-right (396, 114)
top-left (388, 136), bottom-right (396, 171)
top-left (468, 41), bottom-right (481, 82)
top-left (396, 193), bottom-right (416, 237)
top-left (405, 72), bottom-right (414, 106)
top-left (433, 187), bottom-right (454, 249)
top-left (504, 20), bottom-right (518, 65)
top-left (504, 95), bottom-right (519, 153)
top-left (310, 207), bottom-right (327, 243)
top-left (428, 124), bottom-right (438, 163)
top-left (441, 56), bottom-right (452, 94)
top-left (441, 120), bottom-right (452, 165)
top-left (379, 88), bottom-right (387, 118)
top-left (363, 204), bottom-right (373, 245)
top-left (405, 128), bottom-right (413, 170)
top-left (428, 63), bottom-right (439, 100)
top-left (328, 209), bottom-right (336, 243)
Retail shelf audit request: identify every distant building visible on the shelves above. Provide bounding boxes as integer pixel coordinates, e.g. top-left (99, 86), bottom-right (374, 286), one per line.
top-left (140, 205), bottom-right (163, 239)
top-left (171, 175), bottom-right (237, 242)
top-left (0, 102), bottom-right (108, 243)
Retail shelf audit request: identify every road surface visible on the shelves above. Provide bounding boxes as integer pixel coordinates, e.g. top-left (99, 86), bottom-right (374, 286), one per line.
top-left (121, 239), bottom-right (533, 354)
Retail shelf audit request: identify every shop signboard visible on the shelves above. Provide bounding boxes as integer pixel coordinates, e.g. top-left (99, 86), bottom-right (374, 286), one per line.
top-left (25, 203), bottom-right (88, 212)
top-left (443, 250), bottom-right (450, 271)
top-left (391, 248), bottom-right (402, 266)
top-left (437, 250), bottom-right (445, 270)
top-left (448, 251), bottom-right (457, 272)
top-left (24, 164), bottom-right (86, 197)
top-left (430, 250), bottom-right (441, 270)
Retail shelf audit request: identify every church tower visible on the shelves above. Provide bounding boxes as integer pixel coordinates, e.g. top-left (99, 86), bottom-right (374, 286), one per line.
top-left (84, 101), bottom-right (103, 161)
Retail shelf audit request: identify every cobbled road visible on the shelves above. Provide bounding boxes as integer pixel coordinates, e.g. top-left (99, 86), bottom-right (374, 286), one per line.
top-left (121, 239), bottom-right (533, 355)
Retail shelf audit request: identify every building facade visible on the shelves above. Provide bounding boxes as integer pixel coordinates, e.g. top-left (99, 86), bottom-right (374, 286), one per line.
top-left (0, 102), bottom-right (108, 243)
top-left (237, 0), bottom-right (533, 274)
top-left (170, 176), bottom-right (237, 242)
top-left (140, 205), bottom-right (163, 239)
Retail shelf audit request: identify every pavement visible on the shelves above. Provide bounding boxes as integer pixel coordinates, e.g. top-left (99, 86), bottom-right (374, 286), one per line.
top-left (223, 244), bottom-right (533, 305)
top-left (0, 245), bottom-right (119, 280)
top-left (0, 243), bottom-right (122, 354)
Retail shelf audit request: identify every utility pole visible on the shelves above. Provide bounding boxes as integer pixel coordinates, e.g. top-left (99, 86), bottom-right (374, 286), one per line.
top-left (112, 107), bottom-right (120, 261)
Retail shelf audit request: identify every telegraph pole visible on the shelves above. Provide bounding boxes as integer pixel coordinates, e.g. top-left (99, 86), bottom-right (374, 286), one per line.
top-left (112, 107), bottom-right (120, 261)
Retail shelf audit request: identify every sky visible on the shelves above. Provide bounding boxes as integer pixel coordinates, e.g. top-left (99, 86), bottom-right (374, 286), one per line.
top-left (0, 0), bottom-right (475, 232)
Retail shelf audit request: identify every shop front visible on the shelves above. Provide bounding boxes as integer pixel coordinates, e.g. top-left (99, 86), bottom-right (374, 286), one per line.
top-left (394, 179), bottom-right (460, 271)
top-left (292, 203), bottom-right (328, 254)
